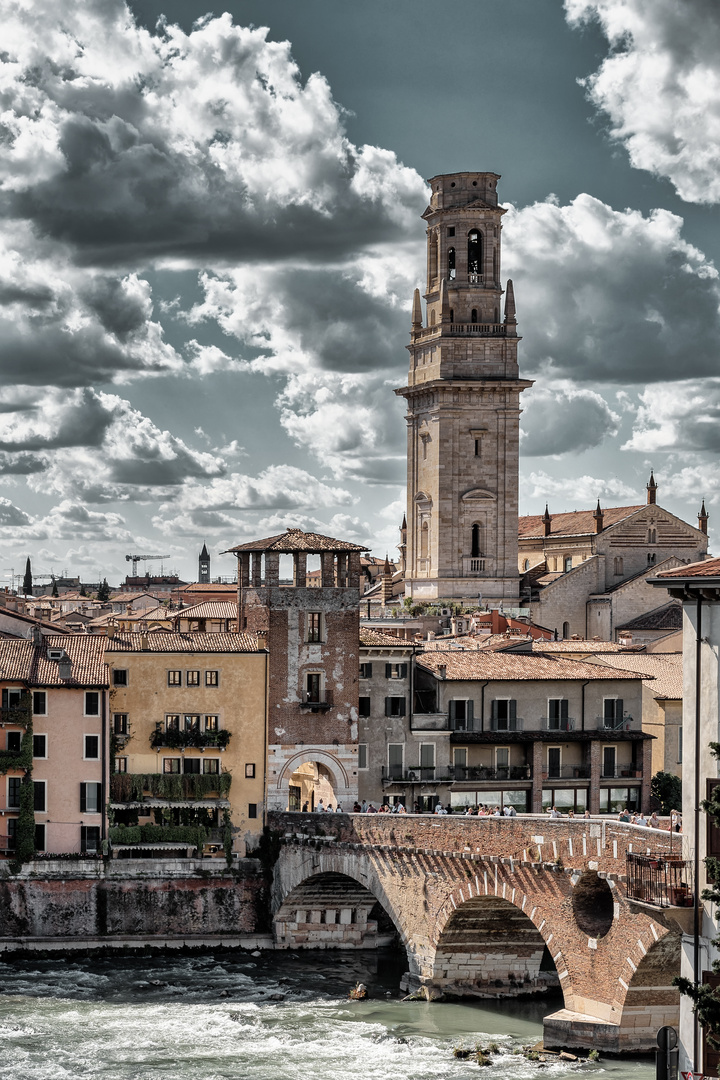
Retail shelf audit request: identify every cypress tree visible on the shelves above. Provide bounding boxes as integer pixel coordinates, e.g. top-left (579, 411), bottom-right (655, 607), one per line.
top-left (22, 558), bottom-right (32, 596)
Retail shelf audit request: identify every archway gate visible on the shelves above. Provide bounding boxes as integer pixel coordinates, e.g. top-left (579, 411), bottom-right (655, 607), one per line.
top-left (268, 811), bottom-right (682, 1053)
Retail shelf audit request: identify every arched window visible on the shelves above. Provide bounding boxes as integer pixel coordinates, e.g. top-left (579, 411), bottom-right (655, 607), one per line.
top-left (471, 524), bottom-right (483, 558)
top-left (471, 308), bottom-right (478, 323)
top-left (647, 528), bottom-right (656, 544)
top-left (562, 621), bottom-right (570, 640)
top-left (468, 230), bottom-right (482, 280)
top-left (523, 559), bottom-right (530, 571)
top-left (614, 557), bottom-right (623, 576)
top-left (429, 232), bottom-right (438, 283)
top-left (447, 247), bottom-right (456, 280)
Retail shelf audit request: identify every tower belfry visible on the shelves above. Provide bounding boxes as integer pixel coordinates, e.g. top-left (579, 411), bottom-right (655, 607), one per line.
top-left (395, 172), bottom-right (532, 602)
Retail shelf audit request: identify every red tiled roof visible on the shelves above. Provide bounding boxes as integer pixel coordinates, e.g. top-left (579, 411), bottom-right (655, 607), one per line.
top-left (417, 652), bottom-right (647, 682)
top-left (174, 601), bottom-right (238, 620)
top-left (654, 557), bottom-right (720, 579)
top-left (223, 528), bottom-right (369, 554)
top-left (360, 628), bottom-right (414, 647)
top-left (518, 505), bottom-right (644, 539)
top-left (0, 635), bottom-right (108, 687)
top-left (615, 602), bottom-right (682, 632)
top-left (105, 631), bottom-right (260, 653)
top-left (588, 653), bottom-right (681, 699)
top-left (176, 583), bottom-right (237, 593)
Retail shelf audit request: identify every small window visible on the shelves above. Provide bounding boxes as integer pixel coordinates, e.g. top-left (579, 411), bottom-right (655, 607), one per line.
top-left (33, 734), bottom-right (46, 759)
top-left (205, 670), bottom-right (219, 687)
top-left (614, 557), bottom-right (624, 576)
top-left (6, 731), bottom-right (21, 753)
top-left (115, 757), bottom-right (128, 774)
top-left (205, 715), bottom-right (218, 732)
top-left (113, 713), bottom-right (128, 735)
top-left (248, 803), bottom-right (258, 819)
top-left (112, 669), bottom-right (128, 686)
top-left (84, 691), bottom-right (99, 716)
top-left (166, 714), bottom-right (180, 732)
top-left (3, 688), bottom-right (21, 710)
top-left (385, 663), bottom-right (408, 680)
top-left (471, 308), bottom-right (478, 323)
top-left (81, 825), bottom-right (100, 853)
top-left (307, 612), bottom-right (322, 643)
top-left (384, 696), bottom-right (406, 717)
top-left (7, 777), bottom-right (21, 809)
top-left (359, 663), bottom-right (373, 679)
top-left (523, 559), bottom-right (530, 571)
top-left (203, 758), bottom-right (219, 775)
top-left (186, 670), bottom-right (200, 687)
top-left (33, 691), bottom-right (47, 716)
top-left (358, 744), bottom-right (368, 769)
top-left (183, 758), bottom-right (201, 774)
top-left (474, 438), bottom-right (481, 457)
top-left (168, 670), bottom-right (181, 686)
top-left (80, 781), bottom-right (101, 814)
top-left (447, 226), bottom-right (455, 237)
top-left (184, 714), bottom-right (200, 731)
top-left (359, 696), bottom-right (371, 717)
top-left (306, 673), bottom-right (322, 703)
top-left (562, 621), bottom-right (570, 639)
top-left (163, 758), bottom-right (181, 774)
top-left (33, 781), bottom-right (46, 813)
top-left (245, 763), bottom-right (256, 778)
top-left (34, 823), bottom-right (46, 852)
top-left (84, 735), bottom-right (99, 760)
top-left (447, 246), bottom-right (456, 280)
top-left (563, 556), bottom-right (573, 573)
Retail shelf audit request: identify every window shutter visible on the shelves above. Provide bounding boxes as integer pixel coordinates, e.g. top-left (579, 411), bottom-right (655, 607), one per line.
top-left (398, 698), bottom-right (406, 717)
top-left (399, 664), bottom-right (408, 679)
top-left (385, 697), bottom-right (392, 717)
top-left (509, 700), bottom-right (517, 722)
top-left (616, 699), bottom-right (624, 722)
top-left (490, 700), bottom-right (498, 719)
top-left (560, 700), bottom-right (568, 719)
top-left (1, 689), bottom-right (7, 709)
top-left (448, 700), bottom-right (456, 721)
top-left (467, 700), bottom-right (474, 721)
top-left (385, 664), bottom-right (392, 678)
top-left (366, 663), bottom-right (372, 678)
top-left (80, 783), bottom-right (87, 813)
top-left (80, 825), bottom-right (88, 851)
top-left (94, 783), bottom-right (102, 810)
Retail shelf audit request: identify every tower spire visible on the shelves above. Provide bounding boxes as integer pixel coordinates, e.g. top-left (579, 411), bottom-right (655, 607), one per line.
top-left (542, 504), bottom-right (552, 538)
top-left (504, 278), bottom-right (517, 329)
top-left (593, 499), bottom-right (604, 534)
top-left (646, 470), bottom-right (657, 505)
top-left (699, 499), bottom-right (709, 535)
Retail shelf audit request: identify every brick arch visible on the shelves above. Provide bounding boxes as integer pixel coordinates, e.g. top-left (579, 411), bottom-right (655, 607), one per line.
top-left (274, 749), bottom-right (350, 793)
top-left (611, 923), bottom-right (681, 1050)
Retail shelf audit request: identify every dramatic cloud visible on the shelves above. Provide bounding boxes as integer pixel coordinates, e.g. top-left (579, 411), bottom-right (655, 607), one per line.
top-left (503, 194), bottom-right (720, 383)
top-left (624, 380), bottom-right (720, 453)
top-left (520, 470), bottom-right (637, 504)
top-left (566, 0), bottom-right (720, 203)
top-left (520, 383), bottom-right (620, 456)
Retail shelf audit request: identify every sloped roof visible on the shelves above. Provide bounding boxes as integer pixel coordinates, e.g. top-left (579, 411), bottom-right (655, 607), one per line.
top-left (535, 639), bottom-right (643, 653)
top-left (417, 651), bottom-right (647, 682)
top-left (105, 631), bottom-right (260, 653)
top-left (360, 628), bottom-right (413, 647)
top-left (0, 635), bottom-right (108, 687)
top-left (589, 653), bottom-right (682, 700)
top-left (176, 583), bottom-right (237, 593)
top-left (518, 505), bottom-right (644, 540)
top-left (615, 602), bottom-right (682, 632)
top-left (223, 528), bottom-right (369, 554)
top-left (655, 556), bottom-right (720, 579)
top-left (174, 601), bottom-right (238, 620)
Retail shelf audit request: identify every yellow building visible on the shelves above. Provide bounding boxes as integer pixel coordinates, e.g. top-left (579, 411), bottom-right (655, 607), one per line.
top-left (105, 631), bottom-right (267, 858)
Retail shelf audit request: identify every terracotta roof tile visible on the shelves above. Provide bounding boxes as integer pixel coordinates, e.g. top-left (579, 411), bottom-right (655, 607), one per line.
top-left (177, 583), bottom-right (238, 593)
top-left (615, 602), bottom-right (682, 632)
top-left (654, 556), bottom-right (720, 579)
top-left (174, 601), bottom-right (238, 620)
top-left (223, 528), bottom-right (369, 554)
top-left (588, 653), bottom-right (682, 699)
top-left (534, 639), bottom-right (643, 653)
top-left (518, 505), bottom-right (644, 539)
top-left (360, 628), bottom-right (413, 647)
top-left (416, 652), bottom-right (646, 682)
top-left (0, 635), bottom-right (108, 687)
top-left (105, 631), bottom-right (260, 653)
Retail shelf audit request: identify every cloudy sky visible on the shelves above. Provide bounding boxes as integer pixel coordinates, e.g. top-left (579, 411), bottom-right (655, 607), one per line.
top-left (1, 0), bottom-right (720, 587)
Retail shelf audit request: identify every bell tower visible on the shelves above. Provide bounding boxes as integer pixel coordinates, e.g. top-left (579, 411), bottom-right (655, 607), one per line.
top-left (396, 171), bottom-right (532, 603)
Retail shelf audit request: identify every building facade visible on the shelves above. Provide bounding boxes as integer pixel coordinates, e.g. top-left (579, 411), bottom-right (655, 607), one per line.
top-left (396, 171), bottom-right (532, 604)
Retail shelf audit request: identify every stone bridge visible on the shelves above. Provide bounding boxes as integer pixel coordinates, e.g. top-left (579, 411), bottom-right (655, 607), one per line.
top-left (268, 811), bottom-right (686, 1053)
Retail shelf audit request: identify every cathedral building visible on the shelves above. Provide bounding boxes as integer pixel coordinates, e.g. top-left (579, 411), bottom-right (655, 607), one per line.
top-left (396, 172), bottom-right (532, 604)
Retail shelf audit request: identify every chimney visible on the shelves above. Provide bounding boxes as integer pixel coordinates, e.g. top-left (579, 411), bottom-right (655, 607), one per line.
top-left (699, 499), bottom-right (709, 535)
top-left (437, 664), bottom-right (447, 679)
top-left (593, 499), bottom-right (604, 534)
top-left (107, 625), bottom-right (115, 640)
top-left (31, 623), bottom-right (41, 645)
top-left (542, 504), bottom-right (552, 538)
top-left (646, 470), bottom-right (657, 505)
top-left (256, 630), bottom-right (268, 650)
top-left (58, 653), bottom-right (72, 680)
top-left (140, 634), bottom-right (149, 651)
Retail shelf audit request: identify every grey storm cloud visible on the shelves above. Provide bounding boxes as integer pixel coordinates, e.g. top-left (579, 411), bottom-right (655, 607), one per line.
top-left (520, 386), bottom-right (620, 456)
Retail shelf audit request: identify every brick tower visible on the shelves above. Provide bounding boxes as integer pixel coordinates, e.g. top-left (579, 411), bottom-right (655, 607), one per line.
top-left (198, 542), bottom-right (210, 584)
top-left (223, 529), bottom-right (369, 811)
top-left (396, 171), bottom-right (532, 603)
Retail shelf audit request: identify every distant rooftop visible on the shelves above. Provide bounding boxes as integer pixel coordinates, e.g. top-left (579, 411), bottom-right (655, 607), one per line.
top-left (223, 528), bottom-right (369, 554)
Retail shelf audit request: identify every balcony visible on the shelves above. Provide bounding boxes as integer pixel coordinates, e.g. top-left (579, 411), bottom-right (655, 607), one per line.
top-left (299, 696), bottom-right (333, 712)
top-left (150, 728), bottom-right (231, 750)
top-left (596, 715), bottom-right (636, 732)
top-left (412, 713), bottom-right (450, 731)
top-left (488, 717), bottom-right (523, 732)
top-left (381, 766), bottom-right (452, 784)
top-left (543, 717), bottom-right (575, 732)
top-left (462, 557), bottom-right (486, 575)
top-left (542, 765), bottom-right (591, 780)
top-left (626, 852), bottom-right (693, 909)
top-left (453, 765), bottom-right (532, 782)
top-left (600, 766), bottom-right (642, 779)
top-left (110, 772), bottom-right (231, 804)
top-left (109, 824), bottom-right (209, 850)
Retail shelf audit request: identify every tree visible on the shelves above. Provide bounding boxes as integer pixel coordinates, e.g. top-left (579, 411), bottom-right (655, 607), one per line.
top-left (650, 770), bottom-right (682, 815)
top-left (97, 578), bottom-right (110, 602)
top-left (51, 577), bottom-right (58, 598)
top-left (79, 583), bottom-right (87, 597)
top-left (22, 558), bottom-right (32, 596)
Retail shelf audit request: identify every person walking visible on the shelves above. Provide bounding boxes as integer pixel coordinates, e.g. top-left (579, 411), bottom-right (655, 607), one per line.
top-left (317, 799), bottom-right (325, 813)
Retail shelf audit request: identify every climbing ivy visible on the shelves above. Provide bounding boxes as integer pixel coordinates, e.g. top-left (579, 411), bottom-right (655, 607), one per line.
top-left (110, 771), bottom-right (232, 802)
top-left (0, 693), bottom-right (35, 871)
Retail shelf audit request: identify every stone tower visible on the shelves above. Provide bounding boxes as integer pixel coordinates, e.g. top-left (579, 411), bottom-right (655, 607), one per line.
top-left (223, 529), bottom-right (368, 811)
top-left (396, 171), bottom-right (532, 603)
top-left (198, 543), bottom-right (210, 583)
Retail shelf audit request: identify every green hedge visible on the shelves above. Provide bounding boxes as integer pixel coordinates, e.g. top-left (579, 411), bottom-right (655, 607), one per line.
top-left (149, 728), bottom-right (232, 750)
top-left (110, 772), bottom-right (232, 802)
top-left (109, 824), bottom-right (208, 848)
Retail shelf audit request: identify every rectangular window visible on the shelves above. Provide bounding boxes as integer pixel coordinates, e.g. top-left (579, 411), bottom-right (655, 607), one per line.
top-left (168, 670), bottom-right (181, 686)
top-left (248, 803), bottom-right (257, 819)
top-left (496, 747), bottom-right (509, 774)
top-left (205, 715), bottom-right (218, 731)
top-left (359, 663), bottom-right (373, 679)
top-left (113, 713), bottom-right (128, 735)
top-left (547, 747), bottom-right (561, 779)
top-left (548, 699), bottom-right (569, 730)
top-left (388, 743), bottom-right (404, 779)
top-left (420, 743), bottom-right (435, 778)
top-left (184, 714), bottom-right (200, 731)
top-left (203, 758), bottom-right (219, 775)
top-left (112, 669), bottom-right (128, 686)
top-left (359, 696), bottom-right (371, 717)
top-left (385, 663), bottom-right (408, 679)
top-left (183, 757), bottom-right (201, 774)
top-left (33, 780), bottom-right (46, 813)
top-left (3, 689), bottom-right (21, 709)
top-left (32, 691), bottom-right (47, 716)
top-left (163, 757), bottom-right (181, 774)
top-left (603, 746), bottom-right (617, 779)
top-left (245, 763), bottom-right (255, 778)
top-left (115, 757), bottom-right (128, 774)
top-left (33, 734), bottom-right (46, 759)
top-left (186, 670), bottom-right (200, 687)
top-left (6, 731), bottom-right (20, 753)
top-left (490, 699), bottom-right (517, 731)
top-left (447, 226), bottom-right (455, 237)
top-left (84, 691), bottom-right (99, 716)
top-left (7, 776), bottom-right (21, 809)
top-left (358, 744), bottom-right (368, 769)
top-left (84, 735), bottom-right (99, 760)
top-left (449, 699), bottom-right (474, 731)
top-left (603, 698), bottom-right (624, 728)
top-left (307, 612), bottom-right (322, 643)
top-left (166, 714), bottom-right (180, 732)
top-left (80, 782), bottom-right (102, 814)
top-left (34, 823), bottom-right (46, 852)
top-left (384, 696), bottom-right (406, 717)
top-left (205, 670), bottom-right (219, 687)
top-left (453, 747), bottom-right (467, 769)
top-left (474, 439), bottom-right (481, 458)
top-left (306, 673), bottom-right (322, 703)
top-left (81, 825), bottom-right (100, 853)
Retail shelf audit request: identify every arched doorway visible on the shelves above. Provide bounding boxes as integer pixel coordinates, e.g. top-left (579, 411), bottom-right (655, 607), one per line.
top-left (271, 749), bottom-right (353, 812)
top-left (432, 895), bottom-right (558, 998)
top-left (287, 760), bottom-right (336, 811)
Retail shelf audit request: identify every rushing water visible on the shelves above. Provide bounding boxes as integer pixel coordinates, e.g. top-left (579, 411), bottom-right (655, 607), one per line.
top-left (0, 948), bottom-right (656, 1080)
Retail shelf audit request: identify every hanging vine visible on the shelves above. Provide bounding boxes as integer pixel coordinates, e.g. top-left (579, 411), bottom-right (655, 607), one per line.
top-left (0, 692), bottom-right (35, 872)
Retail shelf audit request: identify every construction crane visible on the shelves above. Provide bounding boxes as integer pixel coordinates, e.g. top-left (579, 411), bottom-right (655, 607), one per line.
top-left (125, 553), bottom-right (171, 576)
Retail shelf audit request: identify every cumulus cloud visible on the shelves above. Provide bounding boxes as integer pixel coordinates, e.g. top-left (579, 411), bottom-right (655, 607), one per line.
top-left (623, 379), bottom-right (720, 452)
top-left (503, 194), bottom-right (720, 383)
top-left (521, 383), bottom-right (620, 455)
top-left (521, 470), bottom-right (637, 504)
top-left (0, 497), bottom-right (133, 544)
top-left (566, 0), bottom-right (720, 203)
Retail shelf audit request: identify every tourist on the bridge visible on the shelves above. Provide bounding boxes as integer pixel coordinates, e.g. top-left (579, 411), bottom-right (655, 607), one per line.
top-left (326, 804), bottom-right (334, 812)
top-left (504, 804), bottom-right (517, 817)
top-left (397, 803), bottom-right (407, 814)
top-left (492, 807), bottom-right (502, 817)
top-left (618, 808), bottom-right (631, 822)
top-left (648, 811), bottom-right (660, 829)
top-left (550, 806), bottom-right (561, 818)
top-left (434, 803), bottom-right (446, 815)
top-left (301, 801), bottom-right (309, 813)
top-left (361, 800), bottom-right (368, 813)
top-left (317, 799), bottom-right (325, 812)
top-left (583, 810), bottom-right (591, 818)
top-left (379, 803), bottom-right (389, 813)
top-left (567, 810), bottom-right (575, 819)
top-left (635, 812), bottom-right (647, 826)
top-left (671, 809), bottom-right (681, 832)
top-left (366, 803), bottom-right (378, 813)
top-left (353, 801), bottom-right (361, 813)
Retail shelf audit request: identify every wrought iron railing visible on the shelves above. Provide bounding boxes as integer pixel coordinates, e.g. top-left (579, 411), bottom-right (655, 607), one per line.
top-left (488, 717), bottom-right (523, 732)
top-left (542, 765), bottom-right (591, 780)
top-left (626, 852), bottom-right (693, 908)
top-left (453, 765), bottom-right (532, 781)
top-left (542, 717), bottom-right (575, 732)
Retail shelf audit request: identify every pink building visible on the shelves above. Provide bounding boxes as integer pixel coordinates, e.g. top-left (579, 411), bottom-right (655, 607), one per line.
top-left (0, 632), bottom-right (108, 857)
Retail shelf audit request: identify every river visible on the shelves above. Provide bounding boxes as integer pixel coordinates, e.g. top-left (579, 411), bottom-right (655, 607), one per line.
top-left (0, 948), bottom-right (656, 1080)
